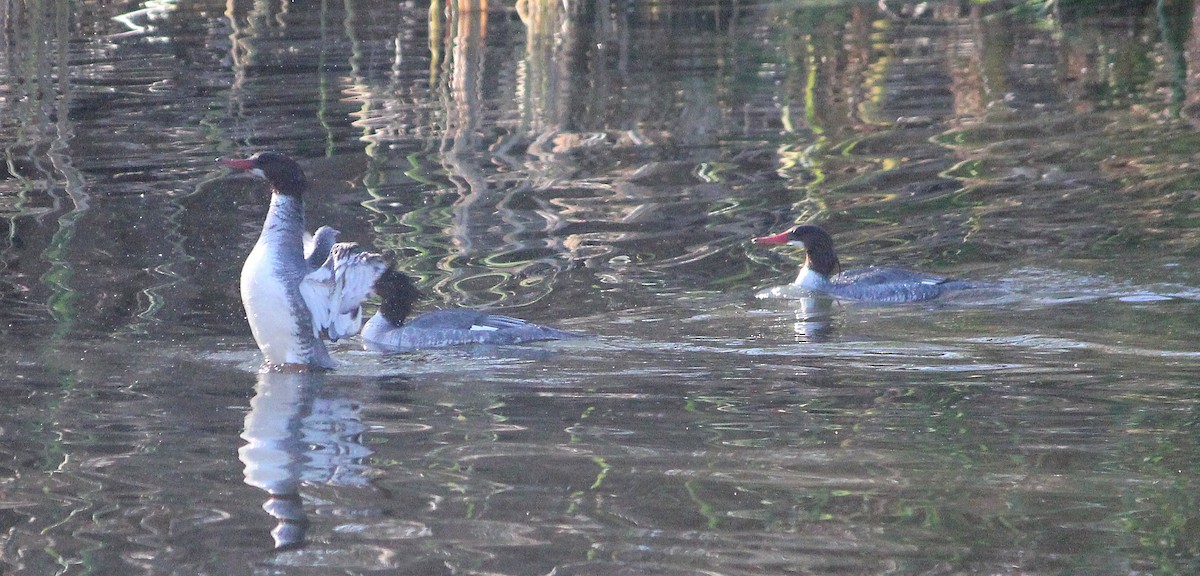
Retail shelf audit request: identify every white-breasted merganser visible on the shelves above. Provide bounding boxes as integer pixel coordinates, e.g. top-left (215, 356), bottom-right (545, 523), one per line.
top-left (221, 151), bottom-right (387, 370)
top-left (753, 224), bottom-right (972, 302)
top-left (361, 268), bottom-right (580, 351)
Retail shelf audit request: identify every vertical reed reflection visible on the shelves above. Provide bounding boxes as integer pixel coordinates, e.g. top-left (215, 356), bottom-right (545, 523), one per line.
top-left (1157, 0), bottom-right (1193, 116)
top-left (0, 0), bottom-right (89, 337)
top-left (318, 0), bottom-right (338, 156)
top-left (515, 0), bottom-right (571, 135)
top-left (224, 0), bottom-right (274, 135)
top-left (355, 0), bottom-right (575, 309)
top-left (440, 0), bottom-right (490, 254)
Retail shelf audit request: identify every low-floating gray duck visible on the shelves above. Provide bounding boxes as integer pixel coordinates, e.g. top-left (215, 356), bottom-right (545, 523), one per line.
top-left (754, 224), bottom-right (974, 302)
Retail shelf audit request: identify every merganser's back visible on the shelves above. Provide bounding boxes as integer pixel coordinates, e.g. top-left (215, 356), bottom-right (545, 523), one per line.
top-left (362, 269), bottom-right (580, 352)
top-left (754, 224), bottom-right (973, 303)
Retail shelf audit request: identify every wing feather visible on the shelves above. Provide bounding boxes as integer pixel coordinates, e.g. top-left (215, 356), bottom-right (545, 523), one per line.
top-left (301, 242), bottom-right (387, 341)
top-left (473, 315), bottom-right (529, 331)
top-left (299, 260), bottom-right (334, 339)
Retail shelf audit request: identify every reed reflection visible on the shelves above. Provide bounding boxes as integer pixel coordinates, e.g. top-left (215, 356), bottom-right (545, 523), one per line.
top-left (239, 371), bottom-right (373, 550)
top-left (357, 2), bottom-right (577, 311)
top-left (0, 0), bottom-right (89, 338)
top-left (440, 0), bottom-right (491, 256)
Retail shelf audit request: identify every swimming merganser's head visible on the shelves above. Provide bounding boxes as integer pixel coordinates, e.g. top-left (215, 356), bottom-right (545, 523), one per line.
top-left (373, 268), bottom-right (423, 327)
top-left (219, 151), bottom-right (307, 197)
top-left (753, 224), bottom-right (841, 277)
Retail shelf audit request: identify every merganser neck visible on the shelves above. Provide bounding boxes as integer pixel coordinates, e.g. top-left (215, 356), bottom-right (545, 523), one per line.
top-left (270, 176), bottom-right (305, 198)
top-left (259, 193), bottom-right (307, 248)
top-left (376, 268), bottom-right (421, 327)
top-left (797, 231), bottom-right (840, 277)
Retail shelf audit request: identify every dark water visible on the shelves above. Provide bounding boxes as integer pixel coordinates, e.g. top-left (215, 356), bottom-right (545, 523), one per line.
top-left (3, 0), bottom-right (1200, 574)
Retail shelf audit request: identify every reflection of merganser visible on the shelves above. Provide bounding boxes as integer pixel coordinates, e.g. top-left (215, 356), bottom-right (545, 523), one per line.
top-left (221, 152), bottom-right (387, 370)
top-left (362, 269), bottom-right (579, 351)
top-left (239, 371), bottom-right (373, 550)
top-left (754, 224), bottom-right (972, 303)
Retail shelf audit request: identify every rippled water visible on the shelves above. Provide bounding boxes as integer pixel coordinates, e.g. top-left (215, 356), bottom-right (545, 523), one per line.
top-left (3, 0), bottom-right (1200, 574)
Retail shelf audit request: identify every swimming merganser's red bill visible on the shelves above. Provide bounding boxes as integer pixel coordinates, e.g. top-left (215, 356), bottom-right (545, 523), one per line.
top-left (752, 231), bottom-right (794, 246)
top-left (221, 151), bottom-right (387, 370)
top-left (753, 224), bottom-right (973, 303)
top-left (221, 158), bottom-right (258, 171)
top-left (361, 269), bottom-right (580, 352)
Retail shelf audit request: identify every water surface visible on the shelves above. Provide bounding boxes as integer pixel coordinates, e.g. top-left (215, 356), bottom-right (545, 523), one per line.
top-left (2, 0), bottom-right (1200, 574)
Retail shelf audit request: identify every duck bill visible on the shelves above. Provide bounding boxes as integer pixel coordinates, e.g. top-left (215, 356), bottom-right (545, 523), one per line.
top-left (753, 231), bottom-right (792, 246)
top-left (218, 157), bottom-right (257, 171)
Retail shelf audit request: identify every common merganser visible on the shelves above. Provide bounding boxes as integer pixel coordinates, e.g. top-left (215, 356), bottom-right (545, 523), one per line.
top-left (361, 268), bottom-right (580, 351)
top-left (753, 224), bottom-right (972, 302)
top-left (221, 151), bottom-right (387, 370)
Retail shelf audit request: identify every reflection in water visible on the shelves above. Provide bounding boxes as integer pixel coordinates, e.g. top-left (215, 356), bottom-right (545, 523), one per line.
top-left (790, 295), bottom-right (834, 341)
top-left (440, 1), bottom-right (492, 258)
top-left (239, 371), bottom-right (373, 550)
top-left (1, 1), bottom-right (90, 338)
top-left (110, 0), bottom-right (177, 39)
top-left (756, 280), bottom-right (837, 340)
top-left (1157, 0), bottom-right (1191, 115)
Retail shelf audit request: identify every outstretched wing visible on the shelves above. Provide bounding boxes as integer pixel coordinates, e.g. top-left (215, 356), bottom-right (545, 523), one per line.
top-left (300, 242), bottom-right (388, 341)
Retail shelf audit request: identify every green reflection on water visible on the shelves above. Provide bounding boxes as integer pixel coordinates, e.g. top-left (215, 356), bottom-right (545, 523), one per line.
top-left (684, 479), bottom-right (721, 530)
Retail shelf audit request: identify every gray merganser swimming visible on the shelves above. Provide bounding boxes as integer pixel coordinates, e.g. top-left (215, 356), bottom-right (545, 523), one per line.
top-left (362, 268), bottom-right (580, 351)
top-left (753, 224), bottom-right (972, 303)
top-left (221, 152), bottom-right (387, 370)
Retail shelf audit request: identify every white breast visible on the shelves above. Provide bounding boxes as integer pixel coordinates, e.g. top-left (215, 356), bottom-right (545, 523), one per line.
top-left (793, 266), bottom-right (832, 291)
top-left (241, 241), bottom-right (305, 365)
